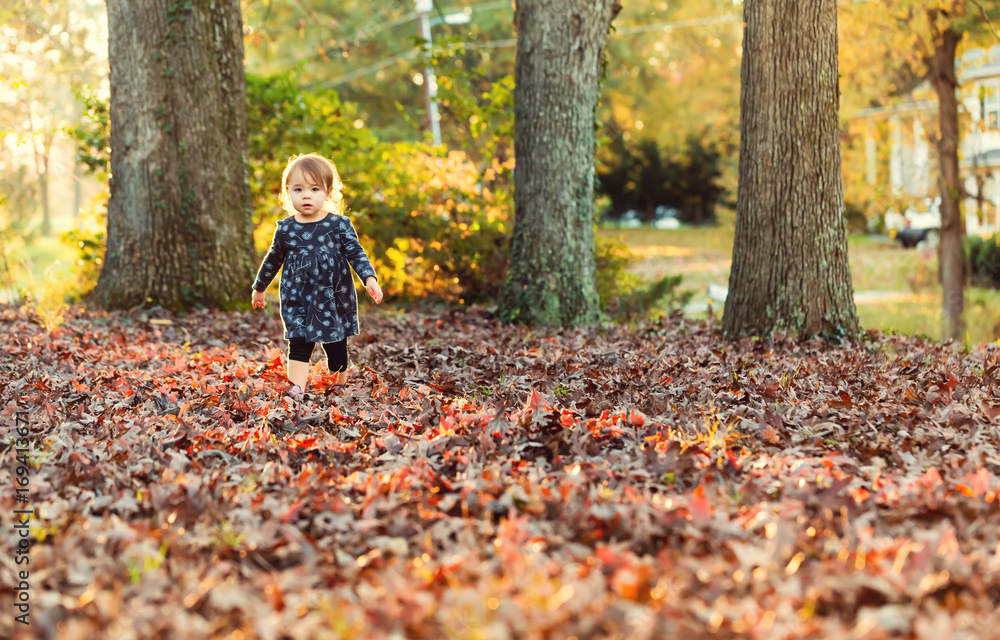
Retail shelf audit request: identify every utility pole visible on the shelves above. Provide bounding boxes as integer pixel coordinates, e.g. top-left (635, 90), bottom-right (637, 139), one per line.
top-left (415, 0), bottom-right (442, 147)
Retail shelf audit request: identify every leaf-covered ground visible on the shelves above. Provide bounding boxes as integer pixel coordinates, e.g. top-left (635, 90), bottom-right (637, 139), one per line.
top-left (3, 304), bottom-right (1000, 639)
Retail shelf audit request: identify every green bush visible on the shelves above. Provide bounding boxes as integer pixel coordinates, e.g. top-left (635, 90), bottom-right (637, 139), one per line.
top-left (594, 233), bottom-right (692, 318)
top-left (966, 234), bottom-right (1000, 289)
top-left (844, 200), bottom-right (869, 235)
top-left (67, 91), bottom-right (110, 181)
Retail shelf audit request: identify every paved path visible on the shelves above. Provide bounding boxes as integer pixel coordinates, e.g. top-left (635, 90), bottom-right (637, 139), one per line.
top-left (683, 289), bottom-right (936, 315)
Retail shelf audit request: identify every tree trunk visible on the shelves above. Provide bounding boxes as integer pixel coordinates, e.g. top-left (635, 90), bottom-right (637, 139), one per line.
top-left (73, 163), bottom-right (82, 226)
top-left (926, 15), bottom-right (964, 340)
top-left (39, 146), bottom-right (50, 237)
top-left (723, 0), bottom-right (858, 339)
top-left (92, 0), bottom-right (255, 311)
top-left (33, 132), bottom-right (52, 237)
top-left (498, 0), bottom-right (620, 327)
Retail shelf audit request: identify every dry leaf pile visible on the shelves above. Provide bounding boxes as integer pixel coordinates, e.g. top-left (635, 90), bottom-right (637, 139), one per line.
top-left (2, 304), bottom-right (1000, 639)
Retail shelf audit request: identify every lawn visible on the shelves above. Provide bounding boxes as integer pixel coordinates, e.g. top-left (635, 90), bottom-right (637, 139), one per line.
top-left (600, 225), bottom-right (1000, 346)
top-left (3, 215), bottom-right (79, 304)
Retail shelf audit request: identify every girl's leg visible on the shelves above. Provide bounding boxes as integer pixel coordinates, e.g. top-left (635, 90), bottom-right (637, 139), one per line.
top-left (323, 339), bottom-right (349, 386)
top-left (287, 338), bottom-right (315, 390)
top-left (287, 361), bottom-right (310, 390)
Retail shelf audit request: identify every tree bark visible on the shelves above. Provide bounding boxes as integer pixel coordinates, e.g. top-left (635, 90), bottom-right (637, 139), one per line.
top-left (92, 0), bottom-right (255, 311)
top-left (925, 12), bottom-right (965, 340)
top-left (723, 0), bottom-right (858, 339)
top-left (498, 0), bottom-right (620, 327)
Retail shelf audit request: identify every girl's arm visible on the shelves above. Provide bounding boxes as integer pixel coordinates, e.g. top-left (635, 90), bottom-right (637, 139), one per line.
top-left (338, 217), bottom-right (377, 285)
top-left (252, 220), bottom-right (287, 292)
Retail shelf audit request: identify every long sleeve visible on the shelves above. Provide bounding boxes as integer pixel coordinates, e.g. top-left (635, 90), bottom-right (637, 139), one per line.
top-left (339, 217), bottom-right (377, 283)
top-left (253, 220), bottom-right (286, 292)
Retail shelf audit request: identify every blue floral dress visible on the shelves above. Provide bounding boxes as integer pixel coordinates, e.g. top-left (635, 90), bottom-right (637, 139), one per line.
top-left (253, 214), bottom-right (377, 344)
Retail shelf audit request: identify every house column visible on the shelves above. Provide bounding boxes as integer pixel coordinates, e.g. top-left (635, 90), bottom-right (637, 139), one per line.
top-left (889, 115), bottom-right (903, 197)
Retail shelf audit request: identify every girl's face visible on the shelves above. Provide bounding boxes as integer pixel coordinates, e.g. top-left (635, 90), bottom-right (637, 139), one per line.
top-left (286, 168), bottom-right (330, 216)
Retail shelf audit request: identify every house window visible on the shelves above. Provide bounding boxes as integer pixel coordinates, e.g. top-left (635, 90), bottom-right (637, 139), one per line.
top-left (985, 83), bottom-right (1000, 130)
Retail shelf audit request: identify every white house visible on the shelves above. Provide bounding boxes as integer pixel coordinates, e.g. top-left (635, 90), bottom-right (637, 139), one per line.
top-left (856, 45), bottom-right (1000, 235)
top-left (963, 45), bottom-right (1000, 227)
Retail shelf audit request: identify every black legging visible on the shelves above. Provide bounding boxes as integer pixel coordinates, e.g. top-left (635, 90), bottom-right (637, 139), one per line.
top-left (287, 337), bottom-right (349, 372)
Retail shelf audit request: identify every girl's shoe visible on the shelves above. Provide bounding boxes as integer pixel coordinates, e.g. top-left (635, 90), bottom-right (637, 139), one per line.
top-left (286, 385), bottom-right (305, 400)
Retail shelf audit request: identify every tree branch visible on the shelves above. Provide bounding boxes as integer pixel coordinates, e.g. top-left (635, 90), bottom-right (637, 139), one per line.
top-left (888, 61), bottom-right (929, 97)
top-left (969, 0), bottom-right (1000, 42)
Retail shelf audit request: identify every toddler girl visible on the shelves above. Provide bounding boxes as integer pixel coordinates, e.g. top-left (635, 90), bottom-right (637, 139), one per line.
top-left (252, 153), bottom-right (382, 399)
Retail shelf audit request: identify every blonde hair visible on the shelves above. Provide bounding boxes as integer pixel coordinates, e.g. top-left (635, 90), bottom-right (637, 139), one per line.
top-left (278, 153), bottom-right (346, 216)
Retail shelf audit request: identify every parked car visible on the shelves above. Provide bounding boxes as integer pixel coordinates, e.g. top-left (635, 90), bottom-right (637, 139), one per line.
top-left (652, 206), bottom-right (681, 230)
top-left (618, 209), bottom-right (642, 228)
top-left (886, 198), bottom-right (941, 248)
top-left (895, 225), bottom-right (940, 249)
top-left (602, 205), bottom-right (691, 230)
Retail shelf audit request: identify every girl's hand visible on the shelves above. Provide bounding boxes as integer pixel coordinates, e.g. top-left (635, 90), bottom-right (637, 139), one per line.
top-left (365, 277), bottom-right (383, 304)
top-left (252, 290), bottom-right (266, 309)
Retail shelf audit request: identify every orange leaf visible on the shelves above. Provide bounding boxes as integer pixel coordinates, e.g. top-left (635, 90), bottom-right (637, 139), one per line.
top-left (595, 545), bottom-right (618, 566)
top-left (526, 388), bottom-right (543, 411)
top-left (944, 373), bottom-right (958, 391)
top-left (280, 499), bottom-right (304, 524)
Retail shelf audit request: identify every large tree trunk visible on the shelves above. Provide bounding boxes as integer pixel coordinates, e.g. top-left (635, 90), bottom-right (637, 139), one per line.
top-left (92, 0), bottom-right (255, 311)
top-left (926, 12), bottom-right (964, 340)
top-left (723, 0), bottom-right (858, 339)
top-left (497, 0), bottom-right (620, 327)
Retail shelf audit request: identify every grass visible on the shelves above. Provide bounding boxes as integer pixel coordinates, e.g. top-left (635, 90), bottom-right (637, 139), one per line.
top-left (847, 234), bottom-right (924, 292)
top-left (3, 215), bottom-right (80, 304)
top-left (604, 226), bottom-right (734, 296)
top-left (600, 224), bottom-right (1000, 346)
top-left (602, 226), bottom-right (736, 251)
top-left (10, 236), bottom-right (76, 287)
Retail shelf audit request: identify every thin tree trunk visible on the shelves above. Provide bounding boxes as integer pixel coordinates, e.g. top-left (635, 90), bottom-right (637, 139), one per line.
top-left (498, 0), bottom-right (620, 327)
top-left (73, 163), bottom-right (82, 227)
top-left (40, 134), bottom-right (51, 237)
top-left (92, 0), bottom-right (254, 311)
top-left (926, 13), bottom-right (965, 340)
top-left (32, 130), bottom-right (52, 237)
top-left (723, 0), bottom-right (858, 339)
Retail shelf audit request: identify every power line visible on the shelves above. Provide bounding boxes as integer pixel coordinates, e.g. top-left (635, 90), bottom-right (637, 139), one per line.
top-left (613, 13), bottom-right (741, 35)
top-left (462, 38), bottom-right (515, 49)
top-left (318, 11), bottom-right (746, 87)
top-left (262, 1), bottom-right (511, 72)
top-left (362, 1), bottom-right (508, 40)
top-left (323, 50), bottom-right (420, 87)
top-left (261, 0), bottom-right (875, 73)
